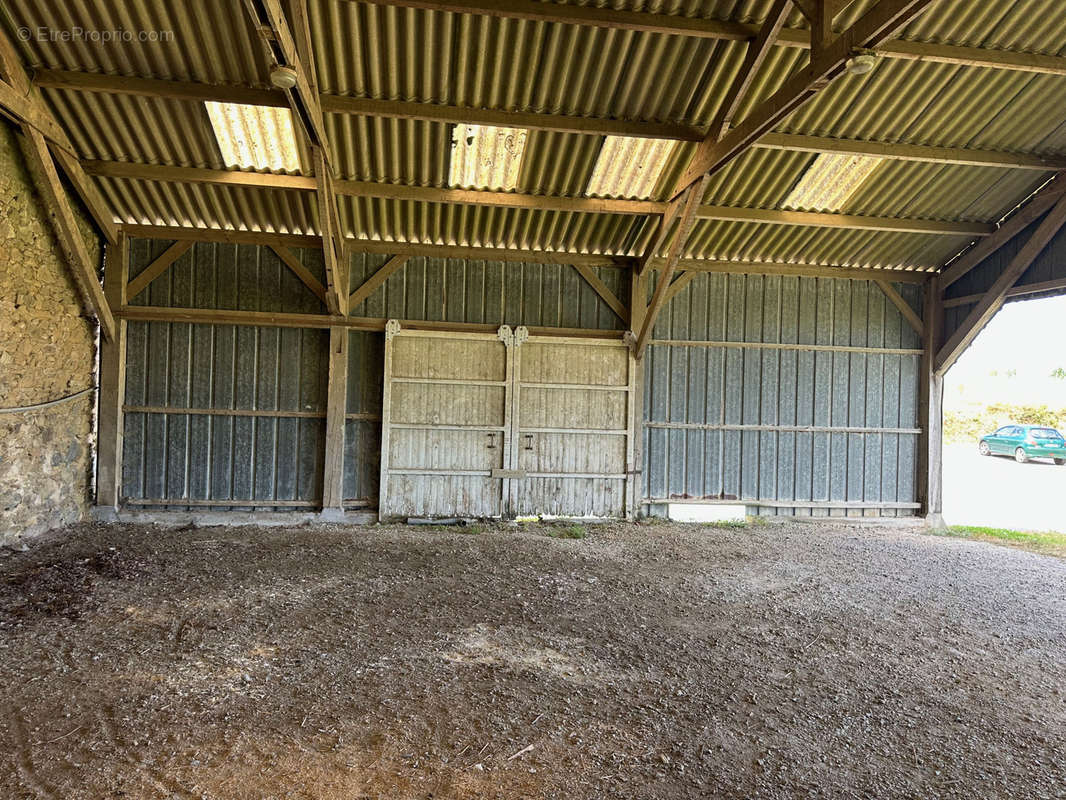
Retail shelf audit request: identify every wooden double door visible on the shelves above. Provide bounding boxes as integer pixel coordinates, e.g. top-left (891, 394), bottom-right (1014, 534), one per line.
top-left (378, 322), bottom-right (636, 520)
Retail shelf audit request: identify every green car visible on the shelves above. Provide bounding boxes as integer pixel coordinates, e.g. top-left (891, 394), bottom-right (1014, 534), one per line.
top-left (979, 425), bottom-right (1066, 464)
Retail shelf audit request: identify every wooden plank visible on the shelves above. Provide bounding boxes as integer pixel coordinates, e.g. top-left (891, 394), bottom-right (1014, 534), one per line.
top-left (572, 264), bottom-right (628, 322)
top-left (97, 234), bottom-right (128, 509)
top-left (125, 240), bottom-right (193, 300)
top-left (629, 267), bottom-right (647, 336)
top-left (709, 0), bottom-right (792, 141)
top-left (634, 180), bottom-right (706, 358)
top-left (673, 0), bottom-right (936, 196)
top-left (34, 68), bottom-right (285, 106)
top-left (19, 127), bottom-right (116, 341)
top-left (939, 176), bottom-right (1066, 289)
top-left (120, 223), bottom-right (323, 249)
top-left (322, 326), bottom-right (349, 512)
top-left (874, 278), bottom-right (923, 335)
top-left (348, 255), bottom-right (410, 308)
top-left (695, 204), bottom-right (992, 236)
top-left (756, 132), bottom-right (1066, 171)
top-left (936, 191), bottom-right (1066, 374)
top-left (270, 245), bottom-right (327, 304)
top-left (942, 276), bottom-right (1066, 308)
top-left (636, 192), bottom-right (685, 276)
top-left (674, 258), bottom-right (929, 283)
top-left (49, 148), bottom-right (118, 244)
top-left (313, 146), bottom-right (346, 314)
top-left (918, 275), bottom-right (943, 524)
top-left (359, 0), bottom-right (1066, 76)
top-left (660, 271), bottom-right (698, 308)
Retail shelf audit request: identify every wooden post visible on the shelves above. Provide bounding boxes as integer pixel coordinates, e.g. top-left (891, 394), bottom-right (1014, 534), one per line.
top-left (96, 234), bottom-right (128, 514)
top-left (321, 325), bottom-right (349, 517)
top-left (918, 275), bottom-right (944, 527)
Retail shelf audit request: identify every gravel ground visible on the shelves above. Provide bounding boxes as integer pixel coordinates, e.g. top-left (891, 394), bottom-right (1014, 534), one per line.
top-left (1, 519), bottom-right (1064, 799)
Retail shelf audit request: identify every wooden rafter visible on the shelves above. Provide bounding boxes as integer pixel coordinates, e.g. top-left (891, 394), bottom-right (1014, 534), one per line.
top-left (942, 277), bottom-right (1066, 309)
top-left (572, 264), bottom-right (628, 323)
top-left (659, 272), bottom-right (698, 309)
top-left (18, 128), bottom-right (116, 341)
top-left (355, 0), bottom-right (1066, 77)
top-left (270, 245), bottom-right (328, 304)
top-left (125, 240), bottom-right (193, 300)
top-left (0, 28), bottom-right (118, 245)
top-left (935, 191), bottom-right (1066, 374)
top-left (38, 71), bottom-right (1066, 171)
top-left (348, 255), bottom-right (410, 308)
top-left (673, 0), bottom-right (936, 197)
top-left (938, 176), bottom-right (1066, 290)
top-left (710, 0), bottom-right (794, 142)
top-left (314, 146), bottom-right (346, 314)
top-left (82, 160), bottom-right (990, 236)
top-left (240, 0), bottom-right (329, 153)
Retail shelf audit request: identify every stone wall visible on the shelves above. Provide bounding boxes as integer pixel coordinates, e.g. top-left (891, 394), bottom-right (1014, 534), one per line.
top-left (0, 120), bottom-right (99, 547)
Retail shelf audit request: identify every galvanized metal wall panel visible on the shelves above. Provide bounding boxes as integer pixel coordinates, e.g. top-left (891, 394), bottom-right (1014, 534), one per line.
top-left (123, 239), bottom-right (331, 509)
top-left (343, 331), bottom-right (384, 506)
top-left (643, 273), bottom-right (923, 517)
top-left (347, 253), bottom-right (628, 331)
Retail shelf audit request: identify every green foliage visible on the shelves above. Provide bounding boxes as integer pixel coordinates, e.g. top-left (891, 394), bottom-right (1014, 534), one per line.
top-left (935, 525), bottom-right (1066, 558)
top-left (546, 524), bottom-right (587, 539)
top-left (1051, 367), bottom-right (1066, 380)
top-left (943, 403), bottom-right (1066, 444)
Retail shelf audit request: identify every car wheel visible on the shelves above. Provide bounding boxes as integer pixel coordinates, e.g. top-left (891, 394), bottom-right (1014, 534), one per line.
top-left (979, 440), bottom-right (991, 456)
top-left (1056, 458), bottom-right (1065, 466)
top-left (1015, 447), bottom-right (1029, 464)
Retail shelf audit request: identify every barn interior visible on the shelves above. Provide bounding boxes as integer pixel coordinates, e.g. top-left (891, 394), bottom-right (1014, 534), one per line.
top-left (2, 1), bottom-right (1066, 531)
top-left (3, 2), bottom-right (1066, 796)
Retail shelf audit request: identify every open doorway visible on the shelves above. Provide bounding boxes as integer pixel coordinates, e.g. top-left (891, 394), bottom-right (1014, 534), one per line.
top-left (942, 294), bottom-right (1066, 532)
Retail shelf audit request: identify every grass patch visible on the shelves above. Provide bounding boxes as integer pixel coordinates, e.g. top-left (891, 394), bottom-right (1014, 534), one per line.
top-left (545, 524), bottom-right (587, 540)
top-left (934, 525), bottom-right (1066, 558)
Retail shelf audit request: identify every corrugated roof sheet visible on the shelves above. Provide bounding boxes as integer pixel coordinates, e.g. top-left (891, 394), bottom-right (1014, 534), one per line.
top-left (6, 0), bottom-right (1066, 271)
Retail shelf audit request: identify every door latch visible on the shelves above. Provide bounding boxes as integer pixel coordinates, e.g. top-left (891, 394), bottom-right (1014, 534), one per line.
top-left (523, 433), bottom-right (534, 451)
top-left (486, 432), bottom-right (497, 449)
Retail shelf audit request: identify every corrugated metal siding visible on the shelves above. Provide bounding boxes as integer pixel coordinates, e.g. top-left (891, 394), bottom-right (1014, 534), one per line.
top-left (123, 239), bottom-right (330, 508)
top-left (643, 273), bottom-right (923, 516)
top-left (344, 331), bottom-right (384, 505)
top-left (942, 213), bottom-right (1066, 341)
top-left (121, 240), bottom-right (626, 510)
top-left (347, 252), bottom-right (628, 330)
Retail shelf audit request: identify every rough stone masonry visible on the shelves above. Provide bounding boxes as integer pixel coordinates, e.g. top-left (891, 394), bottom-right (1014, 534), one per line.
top-left (0, 119), bottom-right (99, 546)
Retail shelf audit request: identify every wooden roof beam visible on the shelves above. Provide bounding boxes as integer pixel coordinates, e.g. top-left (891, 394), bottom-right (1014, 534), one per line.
top-left (935, 191), bottom-right (1066, 374)
top-left (36, 71), bottom-right (1066, 171)
top-left (938, 175), bottom-right (1066, 290)
top-left (356, 0), bottom-right (1066, 76)
top-left (673, 0), bottom-right (937, 196)
top-left (84, 159), bottom-right (992, 235)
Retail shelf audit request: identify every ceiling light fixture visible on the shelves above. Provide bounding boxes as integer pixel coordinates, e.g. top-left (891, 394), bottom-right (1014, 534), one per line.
top-left (845, 49), bottom-right (879, 75)
top-left (269, 65), bottom-right (298, 89)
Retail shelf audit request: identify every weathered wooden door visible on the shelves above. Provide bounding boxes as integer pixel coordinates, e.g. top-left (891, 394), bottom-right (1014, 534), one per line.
top-left (378, 323), bottom-right (516, 519)
top-left (511, 332), bottom-right (636, 518)
top-left (379, 322), bottom-right (636, 520)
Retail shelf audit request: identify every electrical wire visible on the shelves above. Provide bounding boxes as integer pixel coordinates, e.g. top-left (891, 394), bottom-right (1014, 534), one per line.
top-left (0, 386), bottom-right (96, 414)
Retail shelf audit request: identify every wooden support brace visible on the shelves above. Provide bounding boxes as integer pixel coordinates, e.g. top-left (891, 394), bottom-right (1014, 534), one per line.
top-left (660, 271), bottom-right (698, 309)
top-left (322, 326), bottom-right (349, 513)
top-left (314, 146), bottom-right (347, 315)
top-left (874, 278), bottom-right (923, 335)
top-left (348, 255), bottom-right (410, 309)
top-left (97, 234), bottom-right (128, 509)
top-left (270, 245), bottom-right (327, 304)
top-left (125, 240), bottom-right (193, 300)
top-left (19, 127), bottom-right (116, 341)
top-left (572, 264), bottom-right (628, 323)
top-left (634, 181), bottom-right (706, 358)
top-left (936, 190), bottom-right (1066, 375)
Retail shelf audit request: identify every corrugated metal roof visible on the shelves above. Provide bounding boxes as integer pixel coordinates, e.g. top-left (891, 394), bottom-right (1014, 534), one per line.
top-left (6, 0), bottom-right (1066, 271)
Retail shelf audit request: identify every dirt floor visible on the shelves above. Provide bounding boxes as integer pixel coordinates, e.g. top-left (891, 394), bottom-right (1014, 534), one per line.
top-left (1, 519), bottom-right (1064, 799)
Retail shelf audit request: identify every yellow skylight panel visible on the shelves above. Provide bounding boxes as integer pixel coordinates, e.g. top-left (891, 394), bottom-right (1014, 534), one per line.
top-left (448, 124), bottom-right (528, 190)
top-left (586, 136), bottom-right (678, 200)
top-left (782, 153), bottom-right (883, 212)
top-left (205, 101), bottom-right (302, 172)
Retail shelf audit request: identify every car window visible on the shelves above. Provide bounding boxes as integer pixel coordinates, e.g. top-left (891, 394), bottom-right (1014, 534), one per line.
top-left (1007, 427), bottom-right (1022, 436)
top-left (1032, 428), bottom-right (1063, 440)
top-left (994, 427), bottom-right (1012, 435)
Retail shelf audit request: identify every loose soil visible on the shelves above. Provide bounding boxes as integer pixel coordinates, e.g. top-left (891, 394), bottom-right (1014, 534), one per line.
top-left (1, 519), bottom-right (1064, 799)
